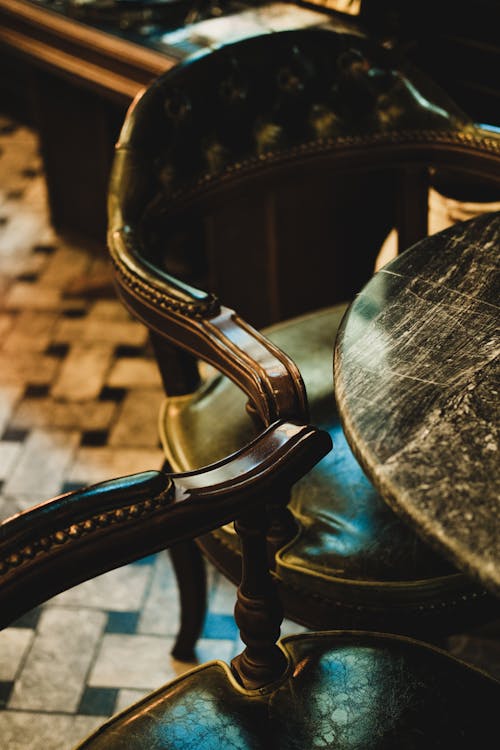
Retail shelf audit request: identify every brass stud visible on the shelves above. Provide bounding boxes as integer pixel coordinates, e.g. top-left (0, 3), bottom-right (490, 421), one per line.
top-left (68, 525), bottom-right (81, 538)
top-left (54, 530), bottom-right (67, 544)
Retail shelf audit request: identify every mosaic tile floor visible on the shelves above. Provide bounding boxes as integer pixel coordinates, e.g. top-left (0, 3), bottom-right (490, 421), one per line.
top-left (0, 116), bottom-right (498, 749)
top-left (0, 116), bottom-right (256, 750)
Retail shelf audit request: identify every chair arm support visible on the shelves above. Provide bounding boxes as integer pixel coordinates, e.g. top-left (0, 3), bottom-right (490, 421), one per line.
top-left (0, 421), bottom-right (331, 628)
top-left (109, 227), bottom-right (309, 425)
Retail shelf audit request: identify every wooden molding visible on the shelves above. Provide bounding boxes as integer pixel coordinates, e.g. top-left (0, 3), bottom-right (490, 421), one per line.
top-left (0, 0), bottom-right (176, 100)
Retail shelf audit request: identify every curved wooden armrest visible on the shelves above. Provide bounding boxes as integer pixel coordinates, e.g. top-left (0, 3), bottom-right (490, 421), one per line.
top-left (109, 227), bottom-right (308, 425)
top-left (0, 420), bottom-right (331, 628)
top-left (108, 129), bottom-right (500, 427)
top-left (106, 19), bottom-right (500, 427)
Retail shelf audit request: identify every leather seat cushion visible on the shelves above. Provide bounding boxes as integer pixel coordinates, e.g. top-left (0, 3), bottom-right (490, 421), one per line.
top-left (78, 632), bottom-right (499, 749)
top-left (161, 306), bottom-right (459, 604)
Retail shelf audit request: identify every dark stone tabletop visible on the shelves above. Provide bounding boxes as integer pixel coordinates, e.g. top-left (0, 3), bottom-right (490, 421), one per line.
top-left (334, 211), bottom-right (500, 597)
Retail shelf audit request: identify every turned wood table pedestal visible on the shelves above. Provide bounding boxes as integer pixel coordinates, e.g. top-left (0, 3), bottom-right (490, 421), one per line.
top-left (335, 211), bottom-right (500, 597)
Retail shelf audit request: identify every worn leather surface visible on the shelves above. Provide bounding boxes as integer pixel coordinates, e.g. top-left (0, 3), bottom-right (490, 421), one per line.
top-left (111, 22), bottom-right (468, 230)
top-left (107, 21), bottom-right (474, 321)
top-left (160, 306), bottom-right (484, 605)
top-left (108, 21), bottom-right (499, 628)
top-left (160, 306), bottom-right (500, 627)
top-left (78, 631), bottom-right (500, 749)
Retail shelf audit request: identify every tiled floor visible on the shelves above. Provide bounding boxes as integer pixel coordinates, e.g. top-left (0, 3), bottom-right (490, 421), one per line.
top-left (0, 116), bottom-right (499, 749)
top-left (0, 116), bottom-right (256, 749)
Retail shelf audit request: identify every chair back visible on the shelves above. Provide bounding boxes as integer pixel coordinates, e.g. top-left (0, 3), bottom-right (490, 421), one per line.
top-left (109, 21), bottom-right (500, 328)
top-left (107, 22), bottom-right (500, 424)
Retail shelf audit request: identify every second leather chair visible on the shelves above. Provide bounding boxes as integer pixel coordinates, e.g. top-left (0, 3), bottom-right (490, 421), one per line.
top-left (2, 422), bottom-right (499, 749)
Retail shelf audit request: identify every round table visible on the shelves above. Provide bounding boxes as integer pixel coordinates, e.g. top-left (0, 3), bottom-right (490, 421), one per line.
top-left (334, 211), bottom-right (500, 597)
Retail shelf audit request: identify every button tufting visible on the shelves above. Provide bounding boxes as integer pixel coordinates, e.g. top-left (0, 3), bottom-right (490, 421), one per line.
top-left (164, 89), bottom-right (192, 122)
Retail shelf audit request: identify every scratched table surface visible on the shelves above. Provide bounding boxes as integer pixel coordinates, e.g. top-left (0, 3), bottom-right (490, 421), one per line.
top-left (335, 211), bottom-right (500, 598)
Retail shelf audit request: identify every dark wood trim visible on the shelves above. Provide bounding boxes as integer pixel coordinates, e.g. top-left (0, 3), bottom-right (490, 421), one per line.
top-left (0, 421), bottom-right (332, 630)
top-left (0, 0), bottom-right (176, 102)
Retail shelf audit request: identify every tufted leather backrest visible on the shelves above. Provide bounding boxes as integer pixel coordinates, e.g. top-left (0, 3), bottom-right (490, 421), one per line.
top-left (110, 25), bottom-right (470, 214)
top-left (108, 20), bottom-right (500, 326)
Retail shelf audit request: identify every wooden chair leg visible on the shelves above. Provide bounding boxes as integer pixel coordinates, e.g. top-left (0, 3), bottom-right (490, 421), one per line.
top-left (231, 505), bottom-right (288, 689)
top-left (397, 166), bottom-right (429, 252)
top-left (169, 539), bottom-right (207, 662)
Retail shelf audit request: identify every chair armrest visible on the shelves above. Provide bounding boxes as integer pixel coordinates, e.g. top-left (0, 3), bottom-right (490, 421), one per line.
top-left (109, 227), bottom-right (308, 425)
top-left (0, 420), bottom-right (331, 628)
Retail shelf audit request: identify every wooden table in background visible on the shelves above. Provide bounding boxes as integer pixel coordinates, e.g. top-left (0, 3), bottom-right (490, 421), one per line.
top-left (0, 0), bottom-right (177, 242)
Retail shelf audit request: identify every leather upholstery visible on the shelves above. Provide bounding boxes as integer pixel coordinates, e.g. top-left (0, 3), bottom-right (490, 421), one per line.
top-left (160, 305), bottom-right (497, 633)
top-left (107, 17), bottom-right (487, 324)
top-left (2, 397), bottom-right (498, 750)
top-left (78, 631), bottom-right (499, 749)
top-left (0, 421), bottom-right (331, 629)
top-left (107, 20), bottom-right (500, 640)
top-left (110, 21), bottom-right (468, 228)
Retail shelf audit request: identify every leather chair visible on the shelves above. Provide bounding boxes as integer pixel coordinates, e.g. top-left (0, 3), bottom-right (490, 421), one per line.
top-left (1, 421), bottom-right (500, 749)
top-left (106, 19), bottom-right (500, 658)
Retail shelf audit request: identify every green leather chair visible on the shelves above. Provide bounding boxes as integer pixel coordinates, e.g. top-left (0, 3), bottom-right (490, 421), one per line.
top-left (1, 421), bottom-right (500, 749)
top-left (106, 19), bottom-right (500, 658)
